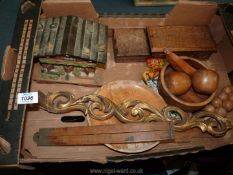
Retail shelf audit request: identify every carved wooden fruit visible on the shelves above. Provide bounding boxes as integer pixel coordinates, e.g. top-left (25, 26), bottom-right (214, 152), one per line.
top-left (179, 88), bottom-right (207, 103)
top-left (165, 71), bottom-right (191, 96)
top-left (159, 58), bottom-right (217, 112)
top-left (164, 49), bottom-right (219, 95)
top-left (192, 69), bottom-right (219, 94)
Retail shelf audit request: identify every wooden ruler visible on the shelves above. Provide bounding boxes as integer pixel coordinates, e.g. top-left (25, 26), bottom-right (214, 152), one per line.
top-left (34, 122), bottom-right (174, 146)
top-left (7, 19), bottom-right (33, 113)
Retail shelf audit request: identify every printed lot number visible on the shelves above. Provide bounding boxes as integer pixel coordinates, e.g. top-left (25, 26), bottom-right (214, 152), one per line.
top-left (17, 92), bottom-right (38, 104)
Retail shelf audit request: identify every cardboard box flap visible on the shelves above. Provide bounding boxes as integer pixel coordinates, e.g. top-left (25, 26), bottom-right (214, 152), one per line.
top-left (42, 0), bottom-right (98, 19)
top-left (165, 1), bottom-right (218, 26)
top-left (0, 0), bottom-right (42, 166)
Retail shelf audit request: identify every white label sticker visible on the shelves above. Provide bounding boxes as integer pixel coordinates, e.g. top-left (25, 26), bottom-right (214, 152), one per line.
top-left (17, 92), bottom-right (38, 104)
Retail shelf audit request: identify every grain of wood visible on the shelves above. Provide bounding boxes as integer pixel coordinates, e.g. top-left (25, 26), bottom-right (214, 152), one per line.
top-left (35, 122), bottom-right (174, 146)
top-left (147, 26), bottom-right (216, 58)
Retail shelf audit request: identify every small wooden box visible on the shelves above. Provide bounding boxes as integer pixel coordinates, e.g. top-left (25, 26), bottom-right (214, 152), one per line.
top-left (147, 26), bottom-right (217, 58)
top-left (113, 28), bottom-right (150, 62)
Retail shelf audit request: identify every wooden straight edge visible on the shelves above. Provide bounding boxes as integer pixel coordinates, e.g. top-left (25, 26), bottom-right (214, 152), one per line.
top-left (35, 122), bottom-right (174, 146)
top-left (146, 26), bottom-right (213, 33)
top-left (151, 48), bottom-right (217, 53)
top-left (36, 130), bottom-right (174, 146)
top-left (38, 122), bottom-right (174, 137)
top-left (147, 25), bottom-right (210, 29)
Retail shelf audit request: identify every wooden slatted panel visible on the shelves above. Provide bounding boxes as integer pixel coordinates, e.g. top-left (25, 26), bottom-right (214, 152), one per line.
top-left (46, 17), bottom-right (60, 55)
top-left (33, 18), bottom-right (45, 55)
top-left (90, 22), bottom-right (99, 61)
top-left (66, 16), bottom-right (79, 55)
top-left (33, 16), bottom-right (108, 64)
top-left (61, 16), bottom-right (72, 55)
top-left (73, 17), bottom-right (84, 56)
top-left (82, 20), bottom-right (92, 59)
top-left (54, 16), bottom-right (67, 55)
top-left (97, 25), bottom-right (107, 64)
top-left (39, 18), bottom-right (53, 56)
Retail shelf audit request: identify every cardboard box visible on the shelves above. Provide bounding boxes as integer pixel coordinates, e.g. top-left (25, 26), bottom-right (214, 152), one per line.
top-left (1, 0), bottom-right (233, 167)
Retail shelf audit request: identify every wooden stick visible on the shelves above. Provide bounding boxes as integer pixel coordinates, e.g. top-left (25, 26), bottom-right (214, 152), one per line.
top-left (39, 122), bottom-right (173, 136)
top-left (35, 122), bottom-right (175, 146)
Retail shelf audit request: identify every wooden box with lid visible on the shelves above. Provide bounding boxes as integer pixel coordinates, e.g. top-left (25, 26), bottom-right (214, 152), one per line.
top-left (147, 25), bottom-right (217, 58)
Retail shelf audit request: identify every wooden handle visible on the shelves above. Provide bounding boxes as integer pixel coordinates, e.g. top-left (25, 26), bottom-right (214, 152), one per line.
top-left (164, 49), bottom-right (197, 76)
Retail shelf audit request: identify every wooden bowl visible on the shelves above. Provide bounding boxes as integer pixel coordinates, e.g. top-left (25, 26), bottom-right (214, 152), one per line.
top-left (89, 80), bottom-right (167, 153)
top-left (159, 58), bottom-right (217, 112)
